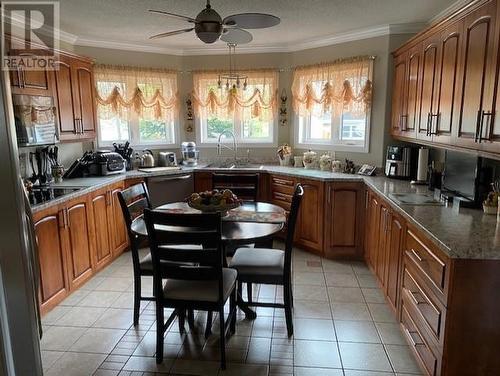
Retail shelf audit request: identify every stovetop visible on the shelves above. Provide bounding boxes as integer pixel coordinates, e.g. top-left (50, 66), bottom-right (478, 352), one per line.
top-left (28, 186), bottom-right (83, 206)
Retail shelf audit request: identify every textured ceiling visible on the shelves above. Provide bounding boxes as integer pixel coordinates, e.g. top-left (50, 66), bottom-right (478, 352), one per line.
top-left (58, 0), bottom-right (457, 51)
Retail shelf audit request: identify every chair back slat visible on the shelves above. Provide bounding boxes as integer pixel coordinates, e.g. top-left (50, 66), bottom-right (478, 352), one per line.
top-left (117, 182), bottom-right (152, 272)
top-left (212, 173), bottom-right (259, 201)
top-left (144, 209), bottom-right (224, 296)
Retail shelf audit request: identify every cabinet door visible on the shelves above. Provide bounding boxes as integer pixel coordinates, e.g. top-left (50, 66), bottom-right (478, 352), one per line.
top-left (65, 198), bottom-right (94, 288)
top-left (401, 44), bottom-right (422, 138)
top-left (434, 21), bottom-right (462, 144)
top-left (417, 35), bottom-right (441, 142)
top-left (54, 57), bottom-right (78, 140)
top-left (295, 179), bottom-right (324, 252)
top-left (194, 172), bottom-right (213, 192)
top-left (9, 52), bottom-right (51, 95)
top-left (455, 0), bottom-right (497, 149)
top-left (385, 212), bottom-right (405, 312)
top-left (72, 59), bottom-right (96, 137)
top-left (366, 193), bottom-right (381, 270)
top-left (324, 182), bottom-right (364, 259)
top-left (376, 204), bottom-right (390, 284)
top-left (391, 53), bottom-right (407, 137)
top-left (90, 190), bottom-right (113, 270)
top-left (34, 208), bottom-right (69, 310)
top-left (109, 183), bottom-right (128, 256)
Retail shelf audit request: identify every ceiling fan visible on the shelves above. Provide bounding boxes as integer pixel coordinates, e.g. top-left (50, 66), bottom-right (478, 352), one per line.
top-left (148, 0), bottom-right (280, 45)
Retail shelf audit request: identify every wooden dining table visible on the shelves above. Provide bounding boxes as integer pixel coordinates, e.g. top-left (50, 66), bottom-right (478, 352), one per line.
top-left (130, 201), bottom-right (286, 319)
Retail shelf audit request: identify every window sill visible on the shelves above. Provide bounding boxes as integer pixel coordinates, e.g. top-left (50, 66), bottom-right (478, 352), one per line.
top-left (294, 141), bottom-right (369, 153)
top-left (197, 140), bottom-right (277, 148)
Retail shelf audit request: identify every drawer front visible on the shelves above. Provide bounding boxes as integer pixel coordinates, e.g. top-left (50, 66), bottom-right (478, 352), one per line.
top-left (402, 266), bottom-right (444, 343)
top-left (401, 303), bottom-right (439, 376)
top-left (406, 230), bottom-right (447, 295)
top-left (271, 191), bottom-right (292, 210)
top-left (271, 177), bottom-right (296, 196)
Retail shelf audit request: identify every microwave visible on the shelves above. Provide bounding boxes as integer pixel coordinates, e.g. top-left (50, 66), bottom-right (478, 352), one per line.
top-left (13, 94), bottom-right (58, 147)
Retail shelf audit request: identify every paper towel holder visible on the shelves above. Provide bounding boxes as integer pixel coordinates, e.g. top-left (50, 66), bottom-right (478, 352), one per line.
top-left (410, 147), bottom-right (429, 185)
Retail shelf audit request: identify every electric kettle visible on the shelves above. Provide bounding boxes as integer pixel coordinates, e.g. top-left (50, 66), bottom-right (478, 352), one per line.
top-left (141, 149), bottom-right (155, 168)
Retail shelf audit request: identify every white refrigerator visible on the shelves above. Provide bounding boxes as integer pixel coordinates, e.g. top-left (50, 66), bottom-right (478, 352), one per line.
top-left (0, 70), bottom-right (44, 375)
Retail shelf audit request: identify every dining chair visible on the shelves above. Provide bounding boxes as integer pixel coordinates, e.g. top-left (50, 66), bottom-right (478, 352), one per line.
top-left (229, 183), bottom-right (304, 336)
top-left (117, 182), bottom-right (195, 330)
top-left (212, 173), bottom-right (259, 201)
top-left (144, 209), bottom-right (237, 368)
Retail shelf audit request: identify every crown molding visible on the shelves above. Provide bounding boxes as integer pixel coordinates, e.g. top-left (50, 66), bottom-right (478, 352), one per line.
top-left (429, 0), bottom-right (472, 24)
top-left (5, 12), bottom-right (78, 45)
top-left (74, 22), bottom-right (424, 56)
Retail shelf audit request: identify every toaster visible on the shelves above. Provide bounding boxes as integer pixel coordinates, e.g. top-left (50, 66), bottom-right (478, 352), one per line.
top-left (158, 151), bottom-right (178, 167)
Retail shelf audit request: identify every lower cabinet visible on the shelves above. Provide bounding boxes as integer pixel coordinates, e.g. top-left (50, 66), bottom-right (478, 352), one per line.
top-left (33, 206), bottom-right (70, 313)
top-left (324, 182), bottom-right (364, 259)
top-left (35, 180), bottom-right (130, 315)
top-left (65, 196), bottom-right (94, 289)
top-left (295, 179), bottom-right (324, 253)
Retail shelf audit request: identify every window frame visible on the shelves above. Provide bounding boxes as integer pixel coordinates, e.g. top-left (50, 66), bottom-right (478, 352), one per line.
top-left (294, 106), bottom-right (371, 153)
top-left (196, 111), bottom-right (278, 148)
top-left (95, 79), bottom-right (180, 149)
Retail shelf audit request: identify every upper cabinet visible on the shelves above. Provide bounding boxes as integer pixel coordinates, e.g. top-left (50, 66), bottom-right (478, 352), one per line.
top-left (390, 0), bottom-right (500, 156)
top-left (9, 48), bottom-right (97, 142)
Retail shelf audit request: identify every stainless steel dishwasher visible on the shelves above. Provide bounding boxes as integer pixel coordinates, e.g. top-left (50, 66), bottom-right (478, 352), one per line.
top-left (146, 173), bottom-right (194, 207)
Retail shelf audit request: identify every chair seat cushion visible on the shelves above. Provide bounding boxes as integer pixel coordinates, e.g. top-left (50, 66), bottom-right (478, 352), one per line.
top-left (229, 248), bottom-right (284, 279)
top-left (162, 268), bottom-right (237, 302)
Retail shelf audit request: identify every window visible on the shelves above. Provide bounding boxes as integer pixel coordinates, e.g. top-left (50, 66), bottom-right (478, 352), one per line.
top-left (192, 70), bottom-right (278, 146)
top-left (94, 66), bottom-right (178, 147)
top-left (292, 57), bottom-right (373, 152)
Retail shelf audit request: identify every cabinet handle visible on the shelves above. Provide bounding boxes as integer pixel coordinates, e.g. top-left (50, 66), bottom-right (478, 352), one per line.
top-left (365, 190), bottom-right (369, 209)
top-left (400, 114), bottom-right (408, 131)
top-left (479, 110), bottom-right (493, 142)
top-left (404, 327), bottom-right (424, 347)
top-left (17, 69), bottom-right (23, 88)
top-left (409, 289), bottom-right (424, 306)
top-left (426, 113), bottom-right (431, 136)
top-left (327, 185), bottom-right (332, 205)
top-left (410, 248), bottom-right (423, 262)
top-left (65, 209), bottom-right (70, 228)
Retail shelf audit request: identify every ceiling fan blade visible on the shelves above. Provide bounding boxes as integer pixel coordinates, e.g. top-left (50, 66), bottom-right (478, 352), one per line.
top-left (148, 9), bottom-right (196, 23)
top-left (223, 13), bottom-right (280, 29)
top-left (220, 28), bottom-right (253, 44)
top-left (149, 28), bottom-right (194, 40)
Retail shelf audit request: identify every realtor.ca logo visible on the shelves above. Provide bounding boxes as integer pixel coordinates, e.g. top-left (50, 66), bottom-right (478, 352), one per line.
top-left (1, 1), bottom-right (60, 71)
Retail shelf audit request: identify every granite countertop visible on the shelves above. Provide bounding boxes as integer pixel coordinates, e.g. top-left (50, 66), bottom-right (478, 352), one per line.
top-left (30, 164), bottom-right (500, 261)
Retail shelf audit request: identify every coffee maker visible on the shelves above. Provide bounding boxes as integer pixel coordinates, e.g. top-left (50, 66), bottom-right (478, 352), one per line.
top-left (385, 146), bottom-right (416, 179)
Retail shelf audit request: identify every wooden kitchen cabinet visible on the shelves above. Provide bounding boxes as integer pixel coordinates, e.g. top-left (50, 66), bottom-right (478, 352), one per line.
top-left (90, 188), bottom-right (114, 270)
top-left (110, 182), bottom-right (128, 256)
top-left (64, 196), bottom-right (95, 289)
top-left (402, 44), bottom-right (422, 138)
top-left (8, 51), bottom-right (53, 96)
top-left (53, 53), bottom-right (96, 141)
top-left (33, 205), bottom-right (70, 314)
top-left (385, 210), bottom-right (405, 311)
top-left (295, 178), bottom-right (324, 253)
top-left (417, 34), bottom-right (441, 142)
top-left (324, 181), bottom-right (364, 259)
top-left (391, 53), bottom-right (408, 136)
top-left (454, 0), bottom-right (497, 149)
top-left (365, 190), bottom-right (381, 269)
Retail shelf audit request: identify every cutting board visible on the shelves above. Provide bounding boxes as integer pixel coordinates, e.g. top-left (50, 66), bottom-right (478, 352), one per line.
top-left (138, 167), bottom-right (182, 173)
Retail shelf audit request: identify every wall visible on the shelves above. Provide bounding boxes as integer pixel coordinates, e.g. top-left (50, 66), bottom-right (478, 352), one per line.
top-left (68, 34), bottom-right (412, 167)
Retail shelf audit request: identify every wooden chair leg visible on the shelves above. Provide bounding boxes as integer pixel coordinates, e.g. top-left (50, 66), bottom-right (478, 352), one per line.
top-left (205, 311), bottom-right (213, 339)
top-left (133, 276), bottom-right (141, 326)
top-left (178, 309), bottom-right (186, 333)
top-left (219, 307), bottom-right (226, 370)
top-left (187, 309), bottom-right (195, 329)
top-left (230, 288), bottom-right (236, 334)
top-left (284, 285), bottom-right (293, 337)
top-left (246, 283), bottom-right (253, 303)
top-left (155, 302), bottom-right (164, 364)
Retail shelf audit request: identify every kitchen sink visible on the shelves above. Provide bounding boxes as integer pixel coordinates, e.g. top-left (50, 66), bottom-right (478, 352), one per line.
top-left (205, 161), bottom-right (264, 169)
top-left (389, 192), bottom-right (443, 206)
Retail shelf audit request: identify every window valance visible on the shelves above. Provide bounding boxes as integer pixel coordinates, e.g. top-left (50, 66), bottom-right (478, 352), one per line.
top-left (291, 56), bottom-right (373, 117)
top-left (191, 69), bottom-right (278, 122)
top-left (94, 65), bottom-right (179, 122)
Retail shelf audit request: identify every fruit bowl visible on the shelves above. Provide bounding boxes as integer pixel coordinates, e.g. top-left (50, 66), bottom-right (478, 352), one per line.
top-left (187, 189), bottom-right (241, 215)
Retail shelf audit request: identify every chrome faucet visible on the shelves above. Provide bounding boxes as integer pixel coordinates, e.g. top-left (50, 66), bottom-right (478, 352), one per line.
top-left (216, 130), bottom-right (238, 161)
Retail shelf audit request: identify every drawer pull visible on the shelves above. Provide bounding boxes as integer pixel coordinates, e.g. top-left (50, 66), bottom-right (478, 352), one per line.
top-left (409, 289), bottom-right (425, 306)
top-left (410, 248), bottom-right (423, 262)
top-left (273, 178), bottom-right (293, 186)
top-left (405, 328), bottom-right (424, 347)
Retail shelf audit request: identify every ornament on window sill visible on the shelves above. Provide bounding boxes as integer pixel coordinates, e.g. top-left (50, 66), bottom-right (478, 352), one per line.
top-left (186, 95), bottom-right (194, 133)
top-left (279, 88), bottom-right (287, 126)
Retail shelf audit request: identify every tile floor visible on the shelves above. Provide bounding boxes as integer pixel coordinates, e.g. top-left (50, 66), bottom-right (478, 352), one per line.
top-left (40, 244), bottom-right (423, 376)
